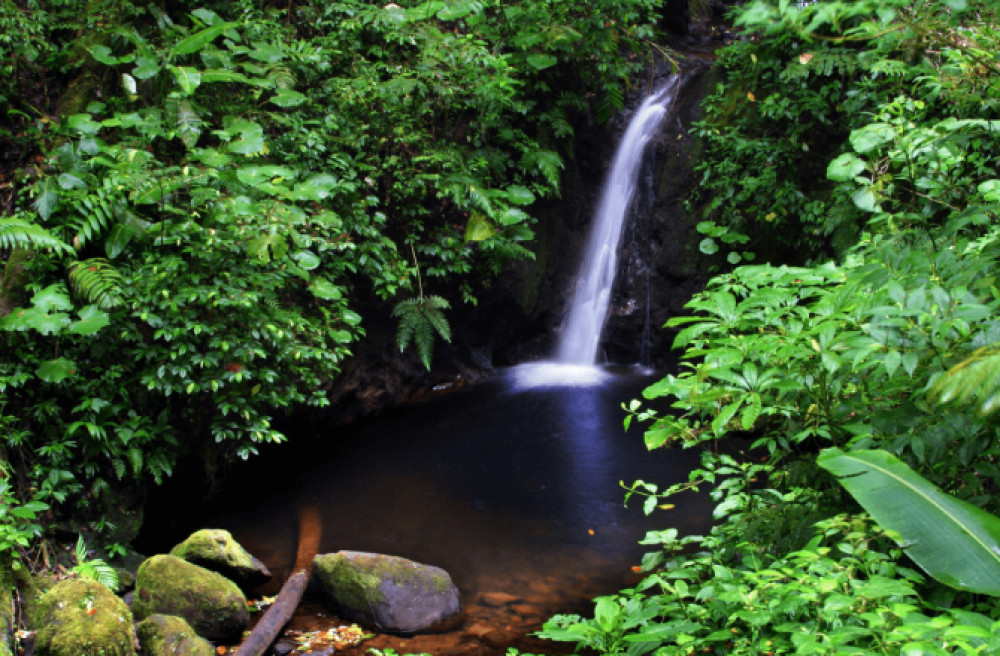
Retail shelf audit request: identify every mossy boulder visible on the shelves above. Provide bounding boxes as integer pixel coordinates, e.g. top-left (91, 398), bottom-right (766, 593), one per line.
top-left (312, 551), bottom-right (461, 634)
top-left (0, 559), bottom-right (14, 656)
top-left (132, 554), bottom-right (249, 641)
top-left (33, 578), bottom-right (135, 656)
top-left (137, 614), bottom-right (215, 656)
top-left (169, 528), bottom-right (271, 592)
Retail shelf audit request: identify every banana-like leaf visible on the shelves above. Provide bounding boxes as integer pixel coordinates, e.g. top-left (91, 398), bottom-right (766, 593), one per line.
top-left (818, 448), bottom-right (1000, 595)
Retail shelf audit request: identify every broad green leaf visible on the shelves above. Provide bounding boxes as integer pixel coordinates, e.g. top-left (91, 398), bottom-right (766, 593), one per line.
top-left (497, 208), bottom-right (529, 226)
top-left (105, 223), bottom-right (135, 259)
top-left (66, 305), bottom-right (110, 336)
top-left (464, 212), bottom-right (495, 241)
top-left (526, 53), bottom-right (558, 70)
top-left (168, 23), bottom-right (235, 58)
top-left (57, 173), bottom-right (86, 190)
top-left (407, 1), bottom-right (446, 19)
top-left (978, 179), bottom-right (1000, 202)
top-left (32, 284), bottom-right (73, 312)
top-left (309, 277), bottom-right (342, 300)
top-left (852, 188), bottom-right (879, 212)
top-left (505, 185), bottom-right (536, 206)
top-left (269, 89), bottom-right (306, 108)
top-left (292, 250), bottom-right (320, 271)
top-left (169, 66), bottom-right (202, 94)
top-left (291, 174), bottom-right (340, 202)
top-left (34, 176), bottom-right (60, 220)
top-left (236, 165), bottom-right (296, 190)
top-left (699, 238), bottom-right (718, 255)
top-left (818, 448), bottom-right (1000, 595)
top-left (90, 45), bottom-right (119, 65)
top-left (850, 123), bottom-right (895, 153)
top-left (827, 153), bottom-right (866, 182)
top-left (201, 69), bottom-right (249, 84)
top-left (36, 357), bottom-right (76, 383)
top-left (66, 113), bottom-right (102, 135)
top-left (437, 1), bottom-right (475, 20)
top-left (227, 120), bottom-right (265, 155)
top-left (132, 55), bottom-right (161, 80)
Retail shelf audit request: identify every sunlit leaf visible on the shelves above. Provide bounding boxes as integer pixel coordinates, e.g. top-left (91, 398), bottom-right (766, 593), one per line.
top-left (819, 448), bottom-right (1000, 595)
top-left (36, 358), bottom-right (76, 383)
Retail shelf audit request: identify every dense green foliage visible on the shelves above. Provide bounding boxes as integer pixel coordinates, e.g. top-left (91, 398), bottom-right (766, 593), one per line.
top-left (0, 0), bottom-right (665, 562)
top-left (540, 1), bottom-right (1000, 654)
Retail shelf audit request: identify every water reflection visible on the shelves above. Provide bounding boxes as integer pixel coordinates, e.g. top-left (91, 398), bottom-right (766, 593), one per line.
top-left (141, 370), bottom-right (713, 653)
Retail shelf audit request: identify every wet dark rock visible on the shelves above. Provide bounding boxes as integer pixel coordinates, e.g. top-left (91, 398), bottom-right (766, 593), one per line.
top-left (312, 551), bottom-right (461, 634)
top-left (269, 639), bottom-right (297, 656)
top-left (169, 528), bottom-right (271, 592)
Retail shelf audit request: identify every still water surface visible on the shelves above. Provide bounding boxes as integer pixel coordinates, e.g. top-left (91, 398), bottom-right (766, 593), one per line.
top-left (142, 367), bottom-right (713, 654)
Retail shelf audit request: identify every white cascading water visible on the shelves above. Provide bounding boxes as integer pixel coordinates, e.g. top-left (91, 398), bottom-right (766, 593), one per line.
top-left (556, 76), bottom-right (680, 364)
top-left (511, 76), bottom-right (680, 388)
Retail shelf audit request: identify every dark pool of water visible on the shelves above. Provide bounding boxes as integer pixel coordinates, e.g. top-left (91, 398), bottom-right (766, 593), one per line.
top-left (140, 366), bottom-right (714, 655)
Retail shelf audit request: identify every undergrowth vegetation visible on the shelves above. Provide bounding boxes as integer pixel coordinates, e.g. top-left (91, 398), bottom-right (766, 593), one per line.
top-left (538, 1), bottom-right (1000, 654)
top-left (0, 0), bottom-right (663, 566)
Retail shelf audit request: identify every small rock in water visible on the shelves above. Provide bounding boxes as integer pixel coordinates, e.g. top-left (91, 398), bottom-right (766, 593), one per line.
top-left (479, 591), bottom-right (520, 608)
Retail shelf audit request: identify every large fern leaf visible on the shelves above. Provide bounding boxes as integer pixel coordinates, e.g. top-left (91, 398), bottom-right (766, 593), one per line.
top-left (68, 258), bottom-right (126, 309)
top-left (391, 295), bottom-right (452, 370)
top-left (929, 344), bottom-right (1000, 416)
top-left (0, 218), bottom-right (73, 253)
top-left (68, 187), bottom-right (121, 250)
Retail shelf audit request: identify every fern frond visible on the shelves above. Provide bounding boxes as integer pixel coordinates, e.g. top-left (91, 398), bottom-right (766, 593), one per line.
top-left (68, 258), bottom-right (126, 309)
top-left (594, 86), bottom-right (625, 124)
top-left (68, 187), bottom-right (122, 250)
top-left (929, 345), bottom-right (1000, 416)
top-left (267, 66), bottom-right (296, 90)
top-left (0, 218), bottom-right (73, 253)
top-left (392, 295), bottom-right (452, 370)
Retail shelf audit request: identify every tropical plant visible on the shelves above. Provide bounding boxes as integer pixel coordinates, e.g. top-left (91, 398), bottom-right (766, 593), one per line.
top-left (543, 1), bottom-right (1000, 654)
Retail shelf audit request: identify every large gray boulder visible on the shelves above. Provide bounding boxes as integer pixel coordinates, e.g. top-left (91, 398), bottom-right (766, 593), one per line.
top-left (312, 551), bottom-right (461, 634)
top-left (136, 614), bottom-right (214, 656)
top-left (169, 528), bottom-right (271, 592)
top-left (132, 554), bottom-right (249, 642)
top-left (33, 578), bottom-right (135, 656)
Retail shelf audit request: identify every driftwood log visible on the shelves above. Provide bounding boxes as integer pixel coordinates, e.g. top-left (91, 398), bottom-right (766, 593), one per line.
top-left (235, 506), bottom-right (322, 656)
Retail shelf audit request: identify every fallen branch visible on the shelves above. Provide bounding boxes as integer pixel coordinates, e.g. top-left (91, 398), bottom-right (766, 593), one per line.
top-left (234, 570), bottom-right (308, 656)
top-left (235, 506), bottom-right (322, 656)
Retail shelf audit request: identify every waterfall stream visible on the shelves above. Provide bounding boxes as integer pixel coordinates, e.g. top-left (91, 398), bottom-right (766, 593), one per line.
top-left (513, 76), bottom-right (680, 387)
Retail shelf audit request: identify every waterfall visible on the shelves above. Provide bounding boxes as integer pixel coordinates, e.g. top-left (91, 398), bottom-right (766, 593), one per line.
top-left (555, 76), bottom-right (680, 365)
top-left (510, 76), bottom-right (680, 388)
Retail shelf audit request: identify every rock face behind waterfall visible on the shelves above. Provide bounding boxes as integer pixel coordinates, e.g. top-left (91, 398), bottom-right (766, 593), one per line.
top-left (312, 551), bottom-right (461, 634)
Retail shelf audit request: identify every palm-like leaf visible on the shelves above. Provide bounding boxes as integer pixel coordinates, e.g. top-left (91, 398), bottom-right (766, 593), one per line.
top-left (818, 448), bottom-right (1000, 595)
top-left (929, 344), bottom-right (1000, 416)
top-left (0, 218), bottom-right (73, 253)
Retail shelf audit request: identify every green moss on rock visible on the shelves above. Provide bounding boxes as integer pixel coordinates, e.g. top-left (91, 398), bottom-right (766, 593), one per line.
top-left (133, 554), bottom-right (248, 642)
top-left (34, 578), bottom-right (136, 656)
top-left (137, 614), bottom-right (214, 656)
top-left (312, 551), bottom-right (461, 634)
top-left (313, 552), bottom-right (386, 611)
top-left (0, 558), bottom-right (14, 656)
top-left (169, 528), bottom-right (270, 590)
